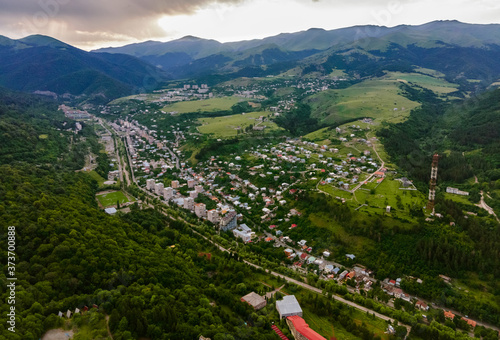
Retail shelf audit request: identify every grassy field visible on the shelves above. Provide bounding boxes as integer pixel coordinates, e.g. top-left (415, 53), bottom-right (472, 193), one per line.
top-left (197, 111), bottom-right (282, 138)
top-left (329, 69), bottom-right (348, 78)
top-left (382, 71), bottom-right (459, 95)
top-left (302, 309), bottom-right (363, 340)
top-left (318, 184), bottom-right (354, 200)
top-left (96, 191), bottom-right (131, 207)
top-left (306, 78), bottom-right (420, 126)
top-left (162, 96), bottom-right (246, 114)
top-left (444, 192), bottom-right (475, 207)
top-left (303, 127), bottom-right (334, 142)
top-left (88, 170), bottom-right (107, 187)
top-left (351, 309), bottom-right (391, 340)
top-left (354, 177), bottom-right (425, 217)
top-left (413, 67), bottom-right (446, 78)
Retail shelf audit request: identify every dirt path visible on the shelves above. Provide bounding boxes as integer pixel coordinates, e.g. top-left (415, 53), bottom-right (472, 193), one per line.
top-left (477, 190), bottom-right (499, 223)
top-left (42, 329), bottom-right (74, 340)
top-left (105, 315), bottom-right (114, 339)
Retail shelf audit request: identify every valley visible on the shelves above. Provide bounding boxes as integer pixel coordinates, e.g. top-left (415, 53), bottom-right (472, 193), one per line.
top-left (86, 61), bottom-right (499, 339)
top-left (1, 20), bottom-right (500, 340)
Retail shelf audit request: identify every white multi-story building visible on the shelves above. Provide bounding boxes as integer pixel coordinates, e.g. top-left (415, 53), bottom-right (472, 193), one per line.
top-left (207, 209), bottom-right (219, 224)
top-left (446, 187), bottom-right (469, 196)
top-left (195, 185), bottom-right (204, 193)
top-left (164, 187), bottom-right (173, 201)
top-left (233, 224), bottom-right (255, 243)
top-left (184, 197), bottom-right (194, 211)
top-left (155, 182), bottom-right (164, 196)
top-left (171, 180), bottom-right (179, 188)
top-left (187, 179), bottom-right (196, 188)
top-left (146, 179), bottom-right (155, 191)
top-left (194, 203), bottom-right (207, 218)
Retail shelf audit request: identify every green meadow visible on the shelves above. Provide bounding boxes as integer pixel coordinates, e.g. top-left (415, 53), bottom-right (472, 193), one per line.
top-left (198, 111), bottom-right (282, 138)
top-left (306, 78), bottom-right (420, 126)
top-left (96, 191), bottom-right (131, 207)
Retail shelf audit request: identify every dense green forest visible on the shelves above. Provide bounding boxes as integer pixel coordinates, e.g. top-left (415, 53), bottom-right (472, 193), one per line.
top-left (378, 88), bottom-right (500, 190)
top-left (0, 163), bottom-right (287, 339)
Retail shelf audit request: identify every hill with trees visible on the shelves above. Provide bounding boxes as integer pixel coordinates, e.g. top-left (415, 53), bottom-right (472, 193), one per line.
top-left (0, 35), bottom-right (169, 102)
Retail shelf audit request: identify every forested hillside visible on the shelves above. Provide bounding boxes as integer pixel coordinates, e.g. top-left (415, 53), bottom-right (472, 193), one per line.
top-left (378, 88), bottom-right (500, 191)
top-left (0, 90), bottom-right (281, 339)
top-left (0, 35), bottom-right (168, 102)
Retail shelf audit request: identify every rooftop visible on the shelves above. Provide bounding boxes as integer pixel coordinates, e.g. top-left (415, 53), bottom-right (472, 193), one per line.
top-left (241, 292), bottom-right (266, 309)
top-left (287, 315), bottom-right (327, 340)
top-left (277, 295), bottom-right (302, 316)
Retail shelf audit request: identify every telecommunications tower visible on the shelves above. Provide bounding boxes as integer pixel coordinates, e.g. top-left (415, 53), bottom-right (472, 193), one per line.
top-left (427, 153), bottom-right (439, 211)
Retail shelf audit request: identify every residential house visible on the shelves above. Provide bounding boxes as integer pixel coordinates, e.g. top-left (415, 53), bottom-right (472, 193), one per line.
top-left (444, 311), bottom-right (455, 320)
top-left (415, 301), bottom-right (429, 311)
top-left (241, 292), bottom-right (267, 310)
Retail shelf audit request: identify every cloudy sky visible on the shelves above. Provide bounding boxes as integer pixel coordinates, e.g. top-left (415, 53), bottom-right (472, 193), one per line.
top-left (0, 0), bottom-right (499, 50)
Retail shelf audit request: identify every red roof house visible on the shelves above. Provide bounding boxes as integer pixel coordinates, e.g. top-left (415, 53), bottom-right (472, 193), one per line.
top-left (444, 311), bottom-right (455, 320)
top-left (463, 318), bottom-right (477, 328)
top-left (287, 315), bottom-right (327, 340)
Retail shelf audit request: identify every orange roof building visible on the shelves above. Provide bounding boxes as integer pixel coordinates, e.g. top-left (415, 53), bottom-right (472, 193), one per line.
top-left (287, 315), bottom-right (327, 340)
top-left (444, 311), bottom-right (455, 320)
top-left (464, 318), bottom-right (477, 328)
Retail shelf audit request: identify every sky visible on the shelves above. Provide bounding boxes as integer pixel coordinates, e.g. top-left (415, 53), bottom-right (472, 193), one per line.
top-left (0, 0), bottom-right (499, 50)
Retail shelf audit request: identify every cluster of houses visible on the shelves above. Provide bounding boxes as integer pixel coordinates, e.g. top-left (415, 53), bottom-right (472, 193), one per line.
top-left (122, 84), bottom-right (214, 106)
top-left (381, 278), bottom-right (411, 302)
top-left (101, 86), bottom-right (489, 338)
top-left (59, 104), bottom-right (92, 120)
top-left (57, 304), bottom-right (99, 319)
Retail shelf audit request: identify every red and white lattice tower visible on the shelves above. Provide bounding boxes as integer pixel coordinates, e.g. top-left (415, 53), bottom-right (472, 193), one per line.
top-left (427, 153), bottom-right (439, 211)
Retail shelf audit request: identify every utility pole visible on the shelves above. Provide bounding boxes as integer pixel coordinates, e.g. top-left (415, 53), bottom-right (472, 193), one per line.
top-left (427, 154), bottom-right (439, 212)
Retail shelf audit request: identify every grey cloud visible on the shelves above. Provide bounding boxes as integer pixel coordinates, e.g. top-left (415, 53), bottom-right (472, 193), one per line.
top-left (0, 0), bottom-right (244, 48)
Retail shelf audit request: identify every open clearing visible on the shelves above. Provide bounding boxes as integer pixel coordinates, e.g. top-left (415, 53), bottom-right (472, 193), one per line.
top-left (162, 96), bottom-right (246, 114)
top-left (382, 71), bottom-right (459, 94)
top-left (88, 170), bottom-right (107, 187)
top-left (198, 111), bottom-right (282, 138)
top-left (96, 190), bottom-right (130, 207)
top-left (42, 329), bottom-right (74, 340)
top-left (306, 78), bottom-right (420, 126)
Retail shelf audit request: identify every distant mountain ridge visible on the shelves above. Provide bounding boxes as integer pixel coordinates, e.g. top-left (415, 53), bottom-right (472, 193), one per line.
top-left (92, 20), bottom-right (500, 83)
top-left (2, 20), bottom-right (500, 102)
top-left (0, 34), bottom-right (169, 102)
top-left (96, 20), bottom-right (500, 57)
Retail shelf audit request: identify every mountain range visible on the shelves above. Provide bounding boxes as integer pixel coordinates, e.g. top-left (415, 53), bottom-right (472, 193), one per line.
top-left (93, 20), bottom-right (500, 82)
top-left (2, 20), bottom-right (500, 101)
top-left (0, 34), bottom-right (168, 102)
